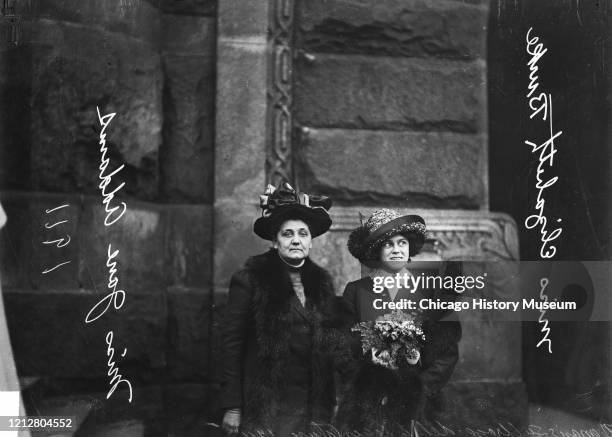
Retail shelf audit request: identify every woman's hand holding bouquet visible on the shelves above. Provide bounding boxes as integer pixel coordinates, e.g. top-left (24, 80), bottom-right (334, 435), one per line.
top-left (352, 310), bottom-right (425, 370)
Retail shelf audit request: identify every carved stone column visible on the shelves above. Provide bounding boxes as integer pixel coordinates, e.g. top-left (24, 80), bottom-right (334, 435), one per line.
top-left (266, 0), bottom-right (295, 187)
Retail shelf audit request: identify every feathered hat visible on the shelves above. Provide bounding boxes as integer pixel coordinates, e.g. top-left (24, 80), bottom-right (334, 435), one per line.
top-left (347, 208), bottom-right (426, 265)
top-left (254, 182), bottom-right (332, 240)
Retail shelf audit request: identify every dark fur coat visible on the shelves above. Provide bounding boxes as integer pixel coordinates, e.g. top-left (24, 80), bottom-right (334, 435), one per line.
top-left (217, 249), bottom-right (344, 434)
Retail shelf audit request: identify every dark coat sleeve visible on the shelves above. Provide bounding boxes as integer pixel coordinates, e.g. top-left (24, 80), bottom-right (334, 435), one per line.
top-left (315, 281), bottom-right (359, 375)
top-left (340, 281), bottom-right (358, 325)
top-left (420, 261), bottom-right (463, 396)
top-left (217, 270), bottom-right (252, 411)
top-left (420, 320), bottom-right (461, 396)
top-left (334, 282), bottom-right (364, 378)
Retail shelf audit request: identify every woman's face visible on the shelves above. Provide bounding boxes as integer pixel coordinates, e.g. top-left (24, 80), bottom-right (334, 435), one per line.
top-left (274, 219), bottom-right (312, 265)
top-left (379, 234), bottom-right (410, 271)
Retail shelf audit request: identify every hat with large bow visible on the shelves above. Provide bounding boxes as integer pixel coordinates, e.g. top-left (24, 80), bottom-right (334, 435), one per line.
top-left (254, 182), bottom-right (332, 240)
top-left (347, 208), bottom-right (426, 266)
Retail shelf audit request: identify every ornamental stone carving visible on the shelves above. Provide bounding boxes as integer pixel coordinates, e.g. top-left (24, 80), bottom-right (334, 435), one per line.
top-left (266, 0), bottom-right (295, 187)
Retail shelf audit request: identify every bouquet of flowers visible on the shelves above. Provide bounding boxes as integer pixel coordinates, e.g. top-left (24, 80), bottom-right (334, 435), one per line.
top-left (351, 310), bottom-right (425, 369)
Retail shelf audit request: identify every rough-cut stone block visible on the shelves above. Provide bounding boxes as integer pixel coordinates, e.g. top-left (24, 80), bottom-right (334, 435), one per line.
top-left (29, 21), bottom-right (162, 200)
top-left (161, 54), bottom-right (215, 203)
top-left (296, 0), bottom-right (488, 59)
top-left (162, 0), bottom-right (216, 16)
top-left (166, 290), bottom-right (210, 381)
top-left (295, 54), bottom-right (486, 133)
top-left (4, 290), bottom-right (167, 378)
top-left (31, 0), bottom-right (161, 43)
top-left (162, 15), bottom-right (215, 55)
top-left (78, 199), bottom-right (166, 293)
top-left (297, 128), bottom-right (486, 208)
top-left (164, 206), bottom-right (212, 288)
top-left (0, 193), bottom-right (80, 290)
top-left (214, 40), bottom-right (269, 291)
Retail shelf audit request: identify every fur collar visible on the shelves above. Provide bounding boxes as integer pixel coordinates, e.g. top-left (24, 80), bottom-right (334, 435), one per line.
top-left (245, 249), bottom-right (331, 309)
top-left (239, 249), bottom-right (338, 427)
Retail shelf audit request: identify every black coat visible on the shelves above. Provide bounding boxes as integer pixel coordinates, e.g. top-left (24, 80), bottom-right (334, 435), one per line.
top-left (217, 249), bottom-right (342, 435)
top-left (336, 265), bottom-right (462, 433)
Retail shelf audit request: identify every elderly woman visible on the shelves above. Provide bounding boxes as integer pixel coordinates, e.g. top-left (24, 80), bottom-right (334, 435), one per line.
top-left (337, 209), bottom-right (461, 433)
top-left (217, 183), bottom-right (340, 436)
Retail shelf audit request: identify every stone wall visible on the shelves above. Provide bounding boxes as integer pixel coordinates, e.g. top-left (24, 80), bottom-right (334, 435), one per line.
top-left (0, 0), bottom-right (217, 434)
top-left (293, 0), bottom-right (489, 209)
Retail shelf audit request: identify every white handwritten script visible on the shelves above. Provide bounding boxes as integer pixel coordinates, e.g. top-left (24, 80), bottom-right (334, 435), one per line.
top-left (41, 204), bottom-right (72, 274)
top-left (525, 28), bottom-right (564, 354)
top-left (524, 27), bottom-right (563, 260)
top-left (106, 330), bottom-right (133, 403)
top-left (536, 278), bottom-right (553, 353)
top-left (85, 107), bottom-right (133, 403)
top-left (97, 108), bottom-right (127, 227)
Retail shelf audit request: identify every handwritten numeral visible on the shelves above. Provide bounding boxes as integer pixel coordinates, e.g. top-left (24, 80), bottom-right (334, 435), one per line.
top-left (43, 235), bottom-right (71, 248)
top-left (42, 260), bottom-right (72, 275)
top-left (41, 204), bottom-right (72, 274)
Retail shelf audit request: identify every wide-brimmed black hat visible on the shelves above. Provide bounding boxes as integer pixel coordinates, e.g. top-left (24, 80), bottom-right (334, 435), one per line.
top-left (348, 209), bottom-right (426, 265)
top-left (253, 182), bottom-right (332, 240)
